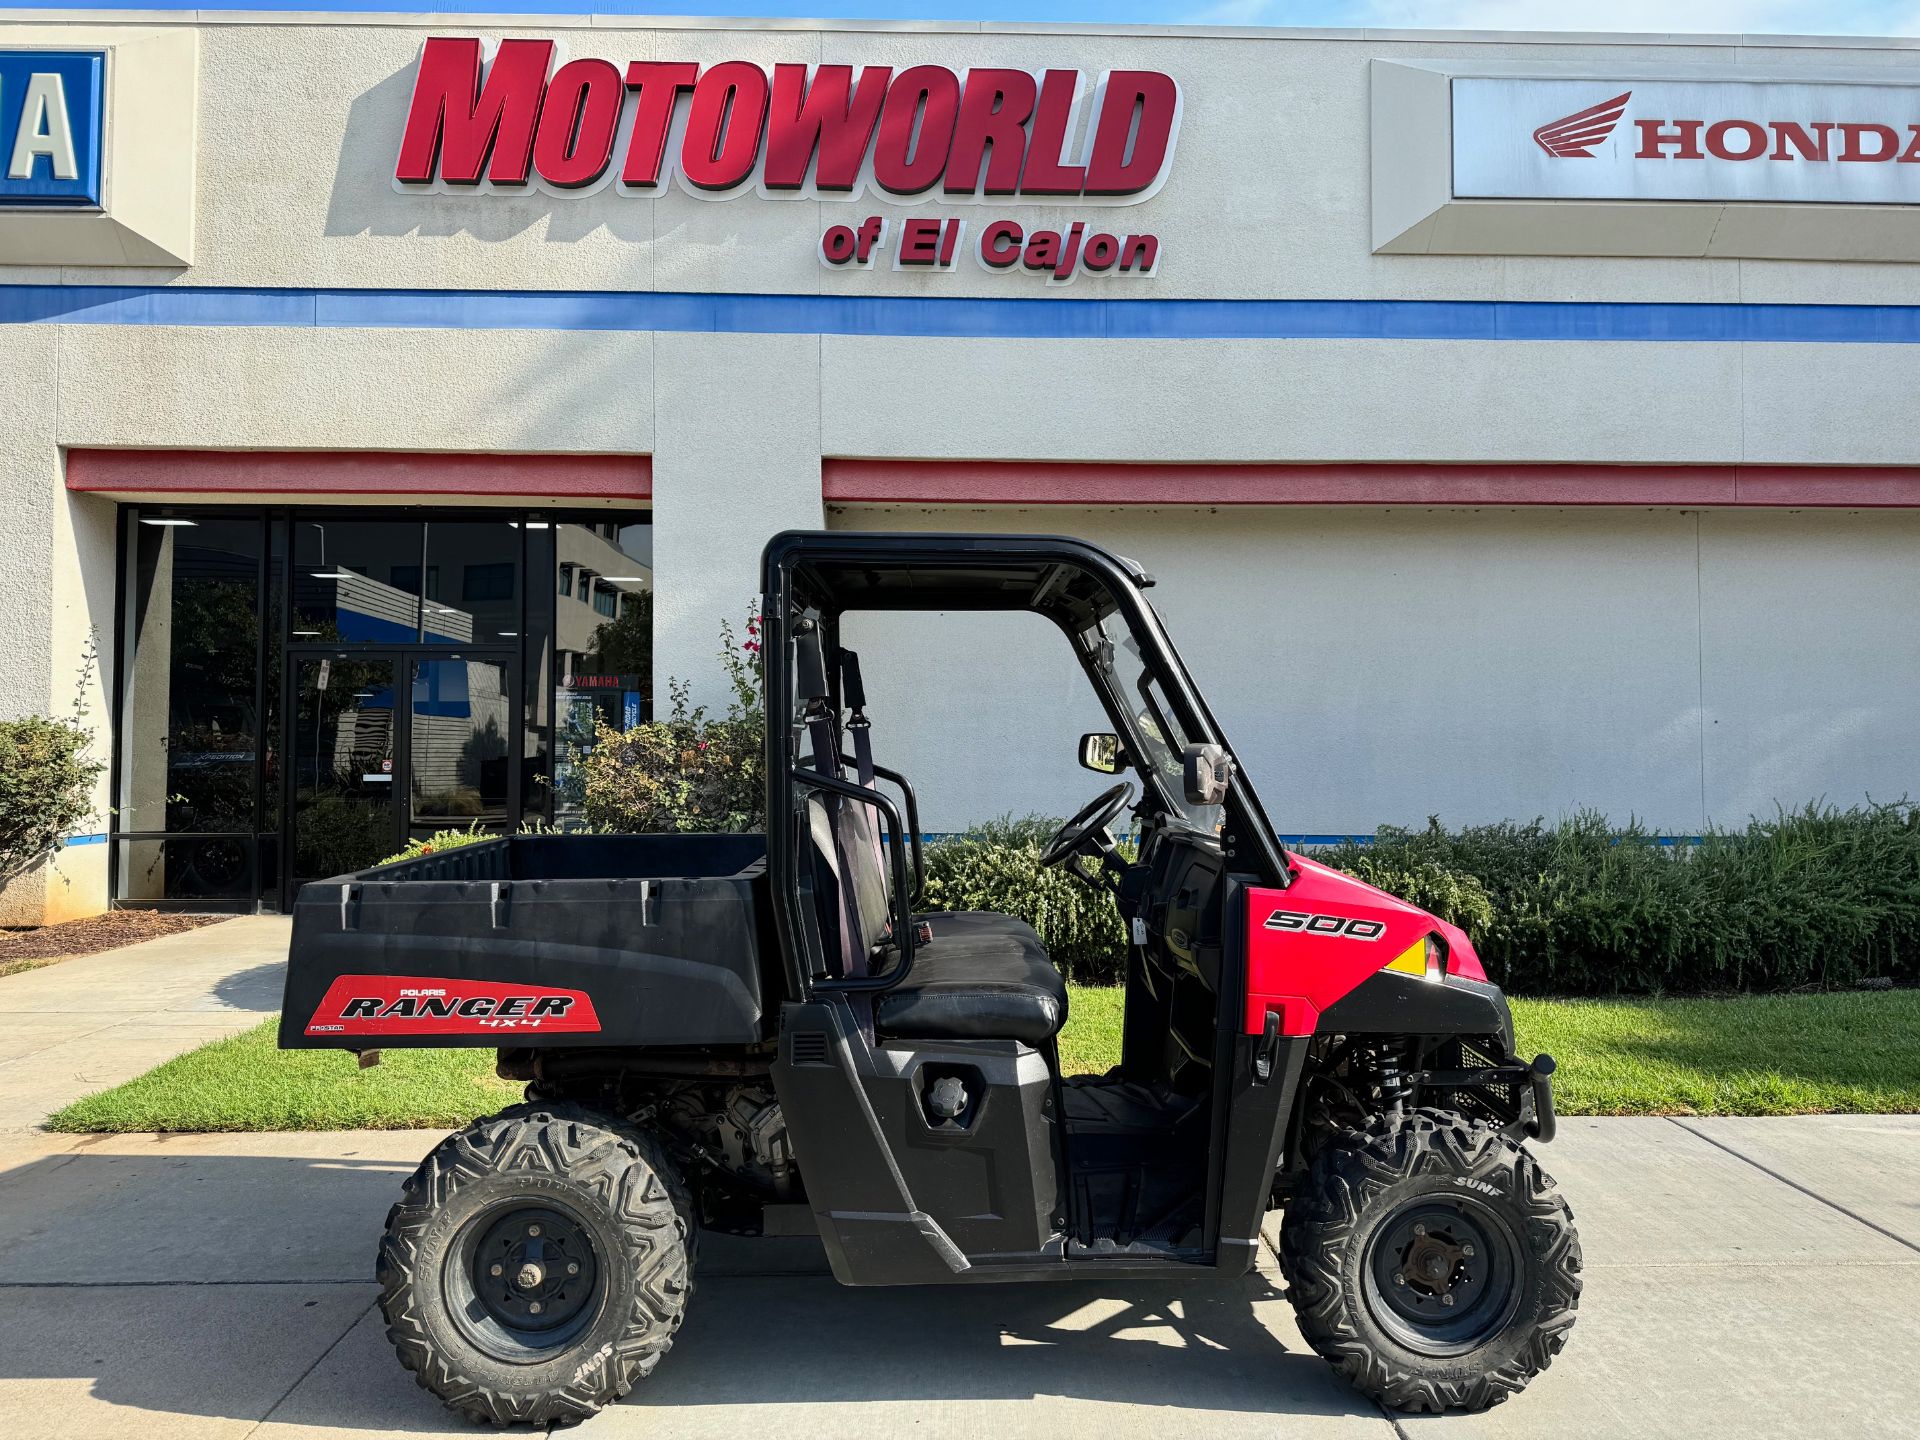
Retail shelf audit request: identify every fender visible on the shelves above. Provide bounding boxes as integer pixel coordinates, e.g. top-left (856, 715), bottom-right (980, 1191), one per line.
top-left (1243, 853), bottom-right (1497, 1039)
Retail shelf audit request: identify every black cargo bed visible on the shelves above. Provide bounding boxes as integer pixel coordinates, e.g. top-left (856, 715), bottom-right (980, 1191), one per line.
top-left (279, 834), bottom-right (775, 1051)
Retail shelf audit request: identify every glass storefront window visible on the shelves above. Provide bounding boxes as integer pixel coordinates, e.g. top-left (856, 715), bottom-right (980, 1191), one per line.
top-left (423, 520), bottom-right (522, 646)
top-left (116, 505), bottom-right (651, 903)
top-left (120, 515), bottom-right (262, 836)
top-left (551, 519), bottom-right (653, 827)
top-left (292, 519), bottom-right (424, 644)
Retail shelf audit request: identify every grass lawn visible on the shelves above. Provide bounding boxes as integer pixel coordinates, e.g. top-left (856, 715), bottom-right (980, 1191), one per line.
top-left (45, 986), bottom-right (1920, 1133)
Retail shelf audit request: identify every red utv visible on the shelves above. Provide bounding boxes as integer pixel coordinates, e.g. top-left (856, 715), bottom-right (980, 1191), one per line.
top-left (280, 530), bottom-right (1579, 1425)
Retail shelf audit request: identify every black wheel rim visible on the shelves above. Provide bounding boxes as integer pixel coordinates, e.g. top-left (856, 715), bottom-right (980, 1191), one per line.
top-left (1361, 1195), bottom-right (1523, 1357)
top-left (446, 1200), bottom-right (605, 1363)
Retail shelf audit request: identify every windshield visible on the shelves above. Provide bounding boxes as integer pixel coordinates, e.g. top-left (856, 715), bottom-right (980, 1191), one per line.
top-left (1082, 611), bottom-right (1224, 834)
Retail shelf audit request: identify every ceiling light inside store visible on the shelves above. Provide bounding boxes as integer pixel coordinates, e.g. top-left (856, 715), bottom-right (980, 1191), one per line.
top-left (139, 518), bottom-right (198, 527)
top-left (601, 576), bottom-right (647, 583)
top-left (310, 571), bottom-right (356, 580)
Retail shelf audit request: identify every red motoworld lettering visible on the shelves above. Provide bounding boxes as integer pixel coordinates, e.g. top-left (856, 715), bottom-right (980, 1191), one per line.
top-left (395, 43), bottom-right (1180, 198)
top-left (396, 37), bottom-right (553, 185)
top-left (972, 220), bottom-right (1158, 279)
top-left (765, 64), bottom-right (891, 190)
top-left (681, 61), bottom-right (770, 190)
top-left (533, 58), bottom-right (625, 188)
top-left (620, 62), bottom-right (698, 186)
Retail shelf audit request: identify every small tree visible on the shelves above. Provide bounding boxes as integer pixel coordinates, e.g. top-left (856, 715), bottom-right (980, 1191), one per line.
top-left (588, 590), bottom-right (654, 705)
top-left (0, 649), bottom-right (106, 884)
top-left (578, 606), bottom-right (765, 833)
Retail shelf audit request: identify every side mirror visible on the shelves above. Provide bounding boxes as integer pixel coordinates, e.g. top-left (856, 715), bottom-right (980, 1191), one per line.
top-left (1182, 743), bottom-right (1233, 805)
top-left (1078, 732), bottom-right (1125, 775)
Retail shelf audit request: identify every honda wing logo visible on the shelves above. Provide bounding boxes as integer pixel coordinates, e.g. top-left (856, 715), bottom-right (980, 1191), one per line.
top-left (1533, 90), bottom-right (1631, 157)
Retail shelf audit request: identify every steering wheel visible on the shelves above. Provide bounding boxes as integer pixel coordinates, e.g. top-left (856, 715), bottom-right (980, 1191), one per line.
top-left (1039, 781), bottom-right (1136, 872)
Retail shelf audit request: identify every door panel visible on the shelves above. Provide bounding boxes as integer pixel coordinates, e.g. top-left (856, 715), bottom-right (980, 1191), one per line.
top-left (290, 654), bottom-right (399, 885)
top-left (409, 657), bottom-right (511, 840)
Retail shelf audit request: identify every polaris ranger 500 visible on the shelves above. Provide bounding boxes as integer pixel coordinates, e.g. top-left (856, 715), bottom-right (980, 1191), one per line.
top-left (280, 530), bottom-right (1579, 1425)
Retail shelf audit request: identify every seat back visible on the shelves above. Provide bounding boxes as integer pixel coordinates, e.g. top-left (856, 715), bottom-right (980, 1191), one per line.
top-left (796, 630), bottom-right (894, 979)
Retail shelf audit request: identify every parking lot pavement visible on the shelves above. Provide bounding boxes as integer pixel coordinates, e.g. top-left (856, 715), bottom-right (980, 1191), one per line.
top-left (0, 916), bottom-right (288, 1131)
top-left (1, 1115), bottom-right (1915, 1440)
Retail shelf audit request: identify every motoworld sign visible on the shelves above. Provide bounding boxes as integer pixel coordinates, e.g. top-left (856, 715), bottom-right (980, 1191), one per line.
top-left (394, 38), bottom-right (1178, 280)
top-left (0, 50), bottom-right (105, 208)
top-left (1454, 76), bottom-right (1920, 204)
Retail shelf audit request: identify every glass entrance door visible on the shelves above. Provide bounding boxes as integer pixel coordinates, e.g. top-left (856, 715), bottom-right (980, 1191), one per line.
top-left (290, 653), bottom-right (401, 887)
top-left (408, 657), bottom-right (511, 842)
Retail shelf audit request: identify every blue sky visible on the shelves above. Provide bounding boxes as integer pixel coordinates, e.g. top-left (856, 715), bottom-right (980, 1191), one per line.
top-left (3, 0), bottom-right (1920, 31)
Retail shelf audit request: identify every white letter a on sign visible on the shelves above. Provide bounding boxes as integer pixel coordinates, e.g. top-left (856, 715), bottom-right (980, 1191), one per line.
top-left (10, 73), bottom-right (79, 181)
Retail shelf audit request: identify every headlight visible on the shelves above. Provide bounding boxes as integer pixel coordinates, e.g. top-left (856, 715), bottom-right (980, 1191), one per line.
top-left (1425, 933), bottom-right (1446, 983)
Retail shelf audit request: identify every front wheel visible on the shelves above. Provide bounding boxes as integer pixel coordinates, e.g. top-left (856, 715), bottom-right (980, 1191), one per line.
top-left (1278, 1108), bottom-right (1581, 1413)
top-left (377, 1103), bottom-right (696, 1427)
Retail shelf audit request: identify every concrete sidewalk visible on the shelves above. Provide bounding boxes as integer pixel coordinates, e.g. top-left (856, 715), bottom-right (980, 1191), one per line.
top-left (1, 1115), bottom-right (1915, 1440)
top-left (0, 916), bottom-right (289, 1130)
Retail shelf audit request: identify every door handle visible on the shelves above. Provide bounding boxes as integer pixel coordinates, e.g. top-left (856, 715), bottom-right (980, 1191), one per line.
top-left (1253, 1008), bottom-right (1283, 1084)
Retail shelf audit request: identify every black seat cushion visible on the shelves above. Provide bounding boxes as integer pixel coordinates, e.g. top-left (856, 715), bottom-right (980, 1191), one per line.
top-left (874, 911), bottom-right (1068, 1047)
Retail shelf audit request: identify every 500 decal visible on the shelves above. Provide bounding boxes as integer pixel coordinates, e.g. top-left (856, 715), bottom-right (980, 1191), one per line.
top-left (1263, 909), bottom-right (1387, 941)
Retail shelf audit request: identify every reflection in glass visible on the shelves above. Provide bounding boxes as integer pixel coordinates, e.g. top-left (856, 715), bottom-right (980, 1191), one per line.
top-left (291, 655), bottom-right (398, 883)
top-left (118, 837), bottom-right (254, 901)
top-left (423, 520), bottom-right (522, 645)
top-left (410, 658), bottom-right (511, 838)
top-left (121, 516), bottom-right (262, 836)
top-left (551, 519), bottom-right (653, 826)
top-left (292, 520), bottom-right (425, 643)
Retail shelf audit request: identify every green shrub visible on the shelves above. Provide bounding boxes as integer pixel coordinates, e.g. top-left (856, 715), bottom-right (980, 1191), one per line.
top-left (380, 826), bottom-right (494, 866)
top-left (579, 609), bottom-right (764, 834)
top-left (921, 816), bottom-right (1129, 984)
top-left (1319, 803), bottom-right (1920, 995)
top-left (0, 714), bottom-right (103, 882)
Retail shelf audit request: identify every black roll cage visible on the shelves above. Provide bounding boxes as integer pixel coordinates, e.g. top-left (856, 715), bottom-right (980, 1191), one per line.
top-left (761, 530), bottom-right (1292, 1004)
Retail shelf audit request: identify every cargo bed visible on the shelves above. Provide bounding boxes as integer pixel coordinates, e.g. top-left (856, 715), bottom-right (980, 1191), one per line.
top-left (278, 833), bottom-right (776, 1051)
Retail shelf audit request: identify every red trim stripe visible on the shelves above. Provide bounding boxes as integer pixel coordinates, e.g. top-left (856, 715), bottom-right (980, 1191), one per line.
top-left (66, 449), bottom-right (651, 500)
top-left (823, 460), bottom-right (1920, 508)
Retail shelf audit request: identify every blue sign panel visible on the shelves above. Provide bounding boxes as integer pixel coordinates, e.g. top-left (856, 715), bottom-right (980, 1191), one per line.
top-left (0, 51), bottom-right (105, 208)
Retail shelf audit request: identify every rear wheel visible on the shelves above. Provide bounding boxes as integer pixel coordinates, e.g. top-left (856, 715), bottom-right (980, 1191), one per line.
top-left (1279, 1108), bottom-right (1580, 1413)
top-left (378, 1103), bottom-right (696, 1427)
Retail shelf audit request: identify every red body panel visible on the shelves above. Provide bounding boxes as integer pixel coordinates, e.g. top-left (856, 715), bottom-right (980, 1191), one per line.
top-left (1244, 853), bottom-right (1486, 1036)
top-left (305, 975), bottom-right (602, 1038)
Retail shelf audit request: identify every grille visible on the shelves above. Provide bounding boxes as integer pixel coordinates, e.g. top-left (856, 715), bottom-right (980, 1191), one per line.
top-left (788, 1031), bottom-right (831, 1066)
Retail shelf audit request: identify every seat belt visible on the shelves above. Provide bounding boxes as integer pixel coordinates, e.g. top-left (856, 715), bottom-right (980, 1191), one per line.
top-left (839, 649), bottom-right (908, 942)
top-left (796, 626), bottom-right (870, 977)
top-left (840, 648), bottom-right (876, 788)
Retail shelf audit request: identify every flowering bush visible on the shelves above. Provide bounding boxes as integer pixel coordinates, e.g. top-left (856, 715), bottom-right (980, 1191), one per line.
top-left (577, 608), bottom-right (766, 834)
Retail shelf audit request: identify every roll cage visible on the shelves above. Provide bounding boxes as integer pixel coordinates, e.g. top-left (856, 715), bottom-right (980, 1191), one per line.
top-left (760, 530), bottom-right (1291, 1002)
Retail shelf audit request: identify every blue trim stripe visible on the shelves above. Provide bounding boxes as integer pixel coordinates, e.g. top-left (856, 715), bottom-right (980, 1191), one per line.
top-left (6, 284), bottom-right (1920, 342)
top-left (61, 833), bottom-right (108, 847)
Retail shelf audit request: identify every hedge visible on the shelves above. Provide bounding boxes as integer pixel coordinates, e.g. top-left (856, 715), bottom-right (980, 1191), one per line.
top-left (921, 816), bottom-right (1131, 985)
top-left (1319, 804), bottom-right (1920, 995)
top-left (923, 803), bottom-right (1920, 996)
top-left (377, 800), bottom-right (1920, 997)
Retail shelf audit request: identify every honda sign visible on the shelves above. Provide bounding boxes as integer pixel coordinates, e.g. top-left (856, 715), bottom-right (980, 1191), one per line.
top-left (1453, 76), bottom-right (1920, 205)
